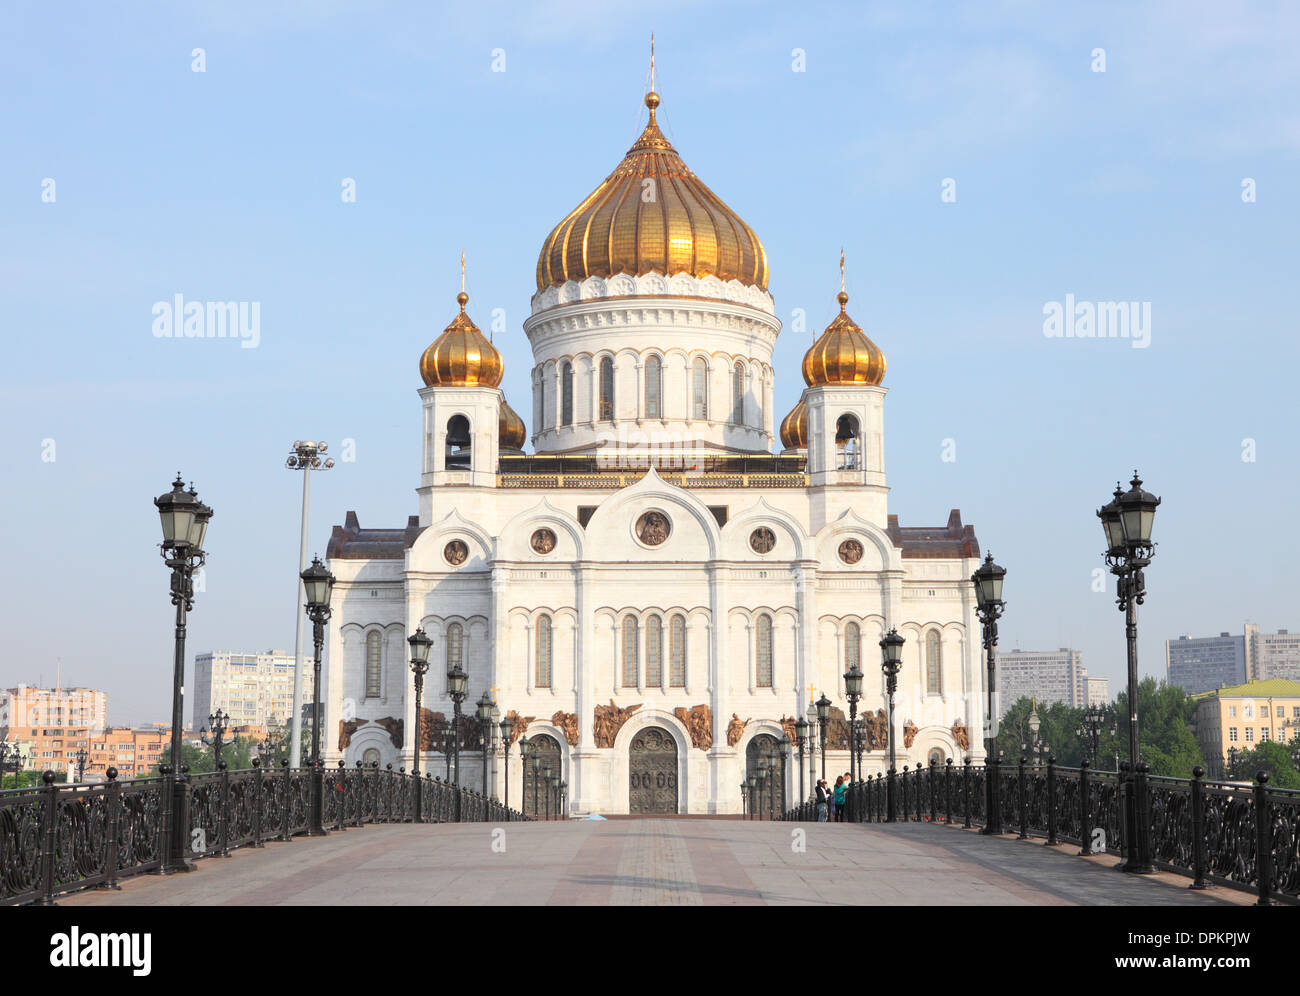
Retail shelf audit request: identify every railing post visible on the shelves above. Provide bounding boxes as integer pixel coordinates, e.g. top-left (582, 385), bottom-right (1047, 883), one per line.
top-left (336, 761), bottom-right (347, 831)
top-left (1017, 756), bottom-right (1029, 839)
top-left (252, 759), bottom-right (264, 847)
top-left (218, 761), bottom-right (231, 857)
top-left (945, 758), bottom-right (953, 824)
top-left (1046, 756), bottom-right (1059, 845)
top-left (962, 758), bottom-right (972, 829)
top-left (1254, 770), bottom-right (1273, 906)
top-left (102, 767), bottom-right (122, 891)
top-left (1078, 760), bottom-right (1093, 855)
top-left (929, 758), bottom-right (938, 822)
top-left (280, 759), bottom-right (293, 842)
top-left (1189, 765), bottom-right (1210, 890)
top-left (37, 771), bottom-right (58, 905)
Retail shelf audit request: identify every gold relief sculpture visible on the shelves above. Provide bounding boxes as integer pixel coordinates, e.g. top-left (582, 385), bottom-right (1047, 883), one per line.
top-left (593, 699), bottom-right (643, 748)
top-left (951, 721), bottom-right (971, 752)
top-left (779, 714), bottom-right (798, 746)
top-left (635, 510), bottom-right (671, 546)
top-left (552, 710), bottom-right (580, 747)
top-left (867, 709), bottom-right (889, 749)
top-left (505, 710), bottom-right (534, 745)
top-left (838, 539), bottom-right (864, 565)
top-left (444, 540), bottom-right (469, 566)
top-left (726, 713), bottom-right (750, 748)
top-left (338, 719), bottom-right (362, 751)
top-left (376, 716), bottom-right (404, 750)
top-left (531, 528), bottom-right (557, 554)
top-left (903, 720), bottom-right (919, 749)
top-left (673, 704), bottom-right (713, 751)
top-left (749, 527), bottom-right (776, 554)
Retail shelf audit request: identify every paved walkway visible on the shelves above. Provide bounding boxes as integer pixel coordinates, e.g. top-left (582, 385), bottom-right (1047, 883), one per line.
top-left (60, 820), bottom-right (1241, 906)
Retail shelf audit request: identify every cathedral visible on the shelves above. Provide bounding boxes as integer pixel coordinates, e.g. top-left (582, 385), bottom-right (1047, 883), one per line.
top-left (323, 74), bottom-right (987, 816)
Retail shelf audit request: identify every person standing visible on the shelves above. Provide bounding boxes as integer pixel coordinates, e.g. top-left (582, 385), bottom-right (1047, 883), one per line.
top-left (815, 779), bottom-right (829, 822)
top-left (832, 775), bottom-right (846, 822)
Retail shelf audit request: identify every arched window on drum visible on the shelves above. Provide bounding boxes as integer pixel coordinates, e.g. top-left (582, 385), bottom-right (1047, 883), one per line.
top-left (535, 615), bottom-right (552, 689)
top-left (645, 355), bottom-right (662, 419)
top-left (756, 614), bottom-right (773, 688)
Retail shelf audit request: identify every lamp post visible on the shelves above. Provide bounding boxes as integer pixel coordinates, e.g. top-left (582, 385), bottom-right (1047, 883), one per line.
top-left (0, 741), bottom-right (24, 789)
top-left (154, 473), bottom-right (213, 873)
top-left (257, 733), bottom-right (281, 770)
top-left (807, 699), bottom-right (818, 799)
top-left (779, 736), bottom-right (791, 816)
top-left (531, 754), bottom-right (542, 822)
top-left (446, 656), bottom-right (468, 821)
top-left (746, 773), bottom-right (757, 820)
top-left (560, 779), bottom-right (567, 819)
top-left (200, 709), bottom-right (231, 769)
top-left (879, 628), bottom-right (905, 822)
top-left (844, 662), bottom-right (863, 819)
top-left (408, 626), bottom-right (432, 822)
top-left (499, 715), bottom-right (514, 812)
top-left (476, 692), bottom-right (494, 797)
top-left (1078, 704), bottom-right (1106, 766)
top-left (971, 552), bottom-right (1006, 835)
top-left (74, 748), bottom-right (88, 783)
top-left (285, 441), bottom-right (335, 771)
top-left (815, 693), bottom-right (831, 782)
top-left (549, 772), bottom-right (560, 820)
top-left (543, 766), bottom-right (553, 821)
top-left (851, 718), bottom-right (866, 786)
top-left (518, 736), bottom-right (530, 818)
top-left (1226, 746), bottom-right (1240, 780)
top-left (794, 717), bottom-right (809, 806)
top-left (300, 555), bottom-right (335, 837)
top-left (1098, 472), bottom-right (1160, 874)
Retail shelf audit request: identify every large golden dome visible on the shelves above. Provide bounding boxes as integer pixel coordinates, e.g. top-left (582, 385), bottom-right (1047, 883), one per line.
top-left (801, 291), bottom-right (886, 387)
top-left (420, 292), bottom-right (504, 388)
top-left (535, 90), bottom-right (769, 293)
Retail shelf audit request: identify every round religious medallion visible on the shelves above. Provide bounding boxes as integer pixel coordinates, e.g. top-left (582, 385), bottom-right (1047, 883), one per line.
top-left (838, 538), bottom-right (864, 565)
top-left (635, 510), bottom-right (671, 546)
top-left (443, 539), bottom-right (469, 566)
top-left (530, 528), bottom-right (557, 555)
top-left (749, 527), bottom-right (776, 554)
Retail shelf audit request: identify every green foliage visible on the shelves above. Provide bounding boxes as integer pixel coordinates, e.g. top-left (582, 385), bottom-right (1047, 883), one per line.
top-left (145, 734), bottom-right (259, 777)
top-left (1231, 740), bottom-right (1300, 789)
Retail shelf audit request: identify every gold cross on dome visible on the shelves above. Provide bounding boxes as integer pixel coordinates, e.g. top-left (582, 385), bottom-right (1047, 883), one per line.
top-left (490, 684), bottom-right (500, 702)
top-left (650, 33), bottom-right (656, 92)
top-left (460, 249), bottom-right (466, 293)
top-left (840, 248), bottom-right (845, 294)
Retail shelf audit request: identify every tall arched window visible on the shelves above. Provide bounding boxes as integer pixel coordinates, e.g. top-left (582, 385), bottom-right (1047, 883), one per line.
top-left (756, 614), bottom-right (773, 688)
top-left (445, 414), bottom-right (471, 468)
top-left (365, 631), bottom-right (382, 699)
top-left (446, 622), bottom-right (464, 690)
top-left (645, 355), bottom-right (662, 419)
top-left (692, 356), bottom-right (708, 419)
top-left (669, 614), bottom-right (686, 687)
top-left (541, 371), bottom-right (553, 430)
top-left (926, 630), bottom-right (942, 694)
top-left (560, 362), bottom-right (573, 427)
top-left (535, 615), bottom-right (552, 688)
top-left (731, 361), bottom-right (745, 424)
top-left (599, 356), bottom-right (614, 421)
top-left (645, 615), bottom-right (663, 687)
top-left (845, 621), bottom-right (861, 673)
top-left (621, 616), bottom-right (639, 687)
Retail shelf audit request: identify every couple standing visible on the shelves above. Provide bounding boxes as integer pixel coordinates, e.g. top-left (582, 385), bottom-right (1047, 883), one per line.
top-left (814, 772), bottom-right (852, 822)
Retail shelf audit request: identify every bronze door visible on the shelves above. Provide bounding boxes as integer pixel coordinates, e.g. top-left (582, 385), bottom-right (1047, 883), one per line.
top-left (628, 727), bottom-right (678, 814)
top-left (747, 734), bottom-right (785, 817)
top-left (523, 734), bottom-right (561, 818)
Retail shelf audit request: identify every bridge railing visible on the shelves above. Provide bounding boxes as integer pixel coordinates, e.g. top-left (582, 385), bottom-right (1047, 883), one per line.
top-left (1, 760), bottom-right (526, 906)
top-left (784, 757), bottom-right (1300, 905)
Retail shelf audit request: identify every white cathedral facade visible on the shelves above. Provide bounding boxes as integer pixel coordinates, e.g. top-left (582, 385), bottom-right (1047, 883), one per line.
top-left (321, 83), bottom-right (988, 816)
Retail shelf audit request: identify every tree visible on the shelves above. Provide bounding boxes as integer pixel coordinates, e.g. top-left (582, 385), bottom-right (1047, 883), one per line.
top-left (1231, 740), bottom-right (1300, 789)
top-left (1114, 676), bottom-right (1205, 778)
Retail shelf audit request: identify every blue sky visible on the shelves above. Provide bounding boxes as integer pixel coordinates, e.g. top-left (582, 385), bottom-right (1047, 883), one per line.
top-left (2, 0), bottom-right (1297, 724)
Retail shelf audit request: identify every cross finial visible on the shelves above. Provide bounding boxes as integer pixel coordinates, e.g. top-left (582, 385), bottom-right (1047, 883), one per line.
top-left (840, 248), bottom-right (845, 293)
top-left (460, 249), bottom-right (466, 294)
top-left (490, 684), bottom-right (499, 702)
top-left (650, 32), bottom-right (656, 93)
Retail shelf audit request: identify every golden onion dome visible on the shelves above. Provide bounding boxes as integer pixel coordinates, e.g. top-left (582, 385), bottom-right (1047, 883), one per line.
top-left (419, 292), bottom-right (504, 388)
top-left (779, 398), bottom-right (808, 450)
top-left (498, 396), bottom-right (526, 450)
top-left (801, 291), bottom-right (886, 387)
top-left (535, 90), bottom-right (769, 293)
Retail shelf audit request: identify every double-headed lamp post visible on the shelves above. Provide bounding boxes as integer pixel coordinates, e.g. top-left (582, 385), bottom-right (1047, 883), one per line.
top-left (1078, 704), bottom-right (1106, 766)
top-left (74, 748), bottom-right (88, 783)
top-left (1098, 472), bottom-right (1160, 874)
top-left (154, 474), bottom-right (213, 873)
top-left (301, 555), bottom-right (335, 836)
top-left (447, 657), bottom-right (468, 821)
top-left (200, 709), bottom-right (231, 768)
top-left (518, 736), bottom-right (531, 818)
top-left (844, 662), bottom-right (864, 819)
top-left (499, 715), bottom-right (514, 812)
top-left (879, 628), bottom-right (905, 822)
top-left (408, 627), bottom-right (432, 822)
top-left (476, 692), bottom-right (494, 797)
top-left (815, 693), bottom-right (832, 782)
top-left (778, 737), bottom-right (791, 816)
top-left (971, 552), bottom-right (1006, 835)
top-left (794, 717), bottom-right (810, 806)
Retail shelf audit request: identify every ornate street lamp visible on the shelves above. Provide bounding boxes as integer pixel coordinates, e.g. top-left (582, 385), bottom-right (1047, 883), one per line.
top-left (154, 473), bottom-right (212, 873)
top-left (1226, 746), bottom-right (1240, 780)
top-left (779, 737), bottom-right (792, 816)
top-left (815, 693), bottom-right (832, 782)
top-left (549, 772), bottom-right (560, 820)
top-left (559, 779), bottom-right (567, 819)
top-left (300, 555), bottom-right (335, 836)
top-left (257, 733), bottom-right (282, 769)
top-left (74, 747), bottom-right (88, 783)
top-left (200, 709), bottom-right (231, 769)
top-left (499, 715), bottom-right (515, 812)
top-left (879, 628), bottom-right (905, 822)
top-left (518, 735), bottom-right (530, 818)
top-left (794, 717), bottom-right (810, 806)
top-left (408, 626), bottom-right (432, 822)
top-left (543, 766), bottom-right (553, 820)
top-left (476, 692), bottom-right (494, 797)
top-left (844, 662), bottom-right (863, 818)
top-left (447, 654), bottom-right (468, 821)
top-left (971, 552), bottom-right (1006, 835)
top-left (1078, 704), bottom-right (1106, 766)
top-left (285, 440), bottom-right (335, 772)
top-left (746, 772), bottom-right (758, 821)
top-left (1099, 472), bottom-right (1160, 874)
top-left (531, 753), bottom-right (542, 822)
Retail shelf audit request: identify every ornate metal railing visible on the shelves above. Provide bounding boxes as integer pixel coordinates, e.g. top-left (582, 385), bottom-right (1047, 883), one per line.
top-left (1, 760), bottom-right (525, 906)
top-left (784, 758), bottom-right (1300, 905)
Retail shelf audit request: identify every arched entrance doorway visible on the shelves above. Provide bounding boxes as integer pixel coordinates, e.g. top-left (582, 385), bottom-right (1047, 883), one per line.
top-left (628, 727), bottom-right (678, 814)
top-left (746, 734), bottom-right (786, 819)
top-left (523, 734), bottom-right (561, 818)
